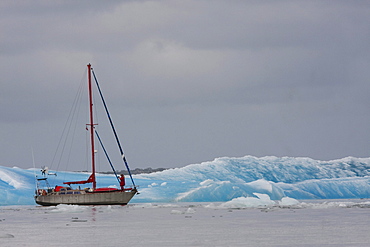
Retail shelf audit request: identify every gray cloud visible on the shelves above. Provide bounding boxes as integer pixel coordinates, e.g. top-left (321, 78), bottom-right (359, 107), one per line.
top-left (0, 1), bottom-right (369, 170)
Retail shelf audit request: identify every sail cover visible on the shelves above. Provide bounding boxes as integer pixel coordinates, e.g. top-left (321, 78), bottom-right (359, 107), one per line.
top-left (63, 174), bottom-right (95, 185)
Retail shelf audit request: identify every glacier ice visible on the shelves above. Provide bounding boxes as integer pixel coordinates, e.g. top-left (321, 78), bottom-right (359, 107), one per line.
top-left (1, 155), bottom-right (370, 206)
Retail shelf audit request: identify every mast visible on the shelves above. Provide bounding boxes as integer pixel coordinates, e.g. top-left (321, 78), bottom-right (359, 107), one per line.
top-left (87, 64), bottom-right (96, 190)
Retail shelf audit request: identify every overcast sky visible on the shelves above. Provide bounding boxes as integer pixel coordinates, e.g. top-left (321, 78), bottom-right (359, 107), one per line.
top-left (1, 1), bottom-right (369, 171)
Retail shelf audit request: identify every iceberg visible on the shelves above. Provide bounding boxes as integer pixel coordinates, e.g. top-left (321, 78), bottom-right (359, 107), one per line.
top-left (1, 155), bottom-right (370, 206)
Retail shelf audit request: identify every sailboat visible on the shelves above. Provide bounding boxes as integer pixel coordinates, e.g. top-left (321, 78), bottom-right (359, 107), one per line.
top-left (35, 64), bottom-right (138, 206)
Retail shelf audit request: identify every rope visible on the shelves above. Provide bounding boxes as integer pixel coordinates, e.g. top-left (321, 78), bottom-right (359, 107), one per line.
top-left (95, 130), bottom-right (120, 184)
top-left (91, 68), bottom-right (136, 188)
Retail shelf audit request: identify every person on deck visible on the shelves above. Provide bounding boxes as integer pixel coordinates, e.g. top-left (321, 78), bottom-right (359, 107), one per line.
top-left (119, 174), bottom-right (125, 190)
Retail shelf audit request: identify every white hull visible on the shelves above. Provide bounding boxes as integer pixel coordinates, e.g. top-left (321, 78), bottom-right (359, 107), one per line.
top-left (35, 189), bottom-right (137, 206)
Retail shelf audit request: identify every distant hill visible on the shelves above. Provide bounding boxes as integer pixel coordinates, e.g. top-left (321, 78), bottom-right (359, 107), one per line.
top-left (99, 167), bottom-right (168, 175)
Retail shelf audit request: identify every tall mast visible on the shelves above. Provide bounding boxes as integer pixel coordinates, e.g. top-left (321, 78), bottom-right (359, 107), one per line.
top-left (87, 64), bottom-right (96, 190)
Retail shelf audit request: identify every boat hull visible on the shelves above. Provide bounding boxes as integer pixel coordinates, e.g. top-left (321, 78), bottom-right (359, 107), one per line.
top-left (35, 189), bottom-right (137, 206)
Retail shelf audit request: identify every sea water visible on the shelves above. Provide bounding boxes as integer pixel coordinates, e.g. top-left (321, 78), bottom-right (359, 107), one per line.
top-left (0, 200), bottom-right (369, 247)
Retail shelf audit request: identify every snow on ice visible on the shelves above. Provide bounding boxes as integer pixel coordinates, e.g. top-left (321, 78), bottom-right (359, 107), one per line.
top-left (1, 155), bottom-right (370, 206)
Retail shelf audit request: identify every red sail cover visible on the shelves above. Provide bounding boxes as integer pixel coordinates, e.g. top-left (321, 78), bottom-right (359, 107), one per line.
top-left (63, 174), bottom-right (95, 185)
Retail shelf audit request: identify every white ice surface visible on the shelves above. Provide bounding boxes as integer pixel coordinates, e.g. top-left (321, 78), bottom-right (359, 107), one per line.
top-left (1, 199), bottom-right (370, 247)
top-left (0, 170), bottom-right (25, 189)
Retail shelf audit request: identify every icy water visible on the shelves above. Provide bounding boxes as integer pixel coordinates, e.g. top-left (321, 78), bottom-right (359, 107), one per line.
top-left (1, 200), bottom-right (369, 247)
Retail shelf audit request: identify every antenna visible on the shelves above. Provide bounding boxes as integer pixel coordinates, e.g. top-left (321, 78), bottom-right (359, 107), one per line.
top-left (31, 148), bottom-right (38, 191)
